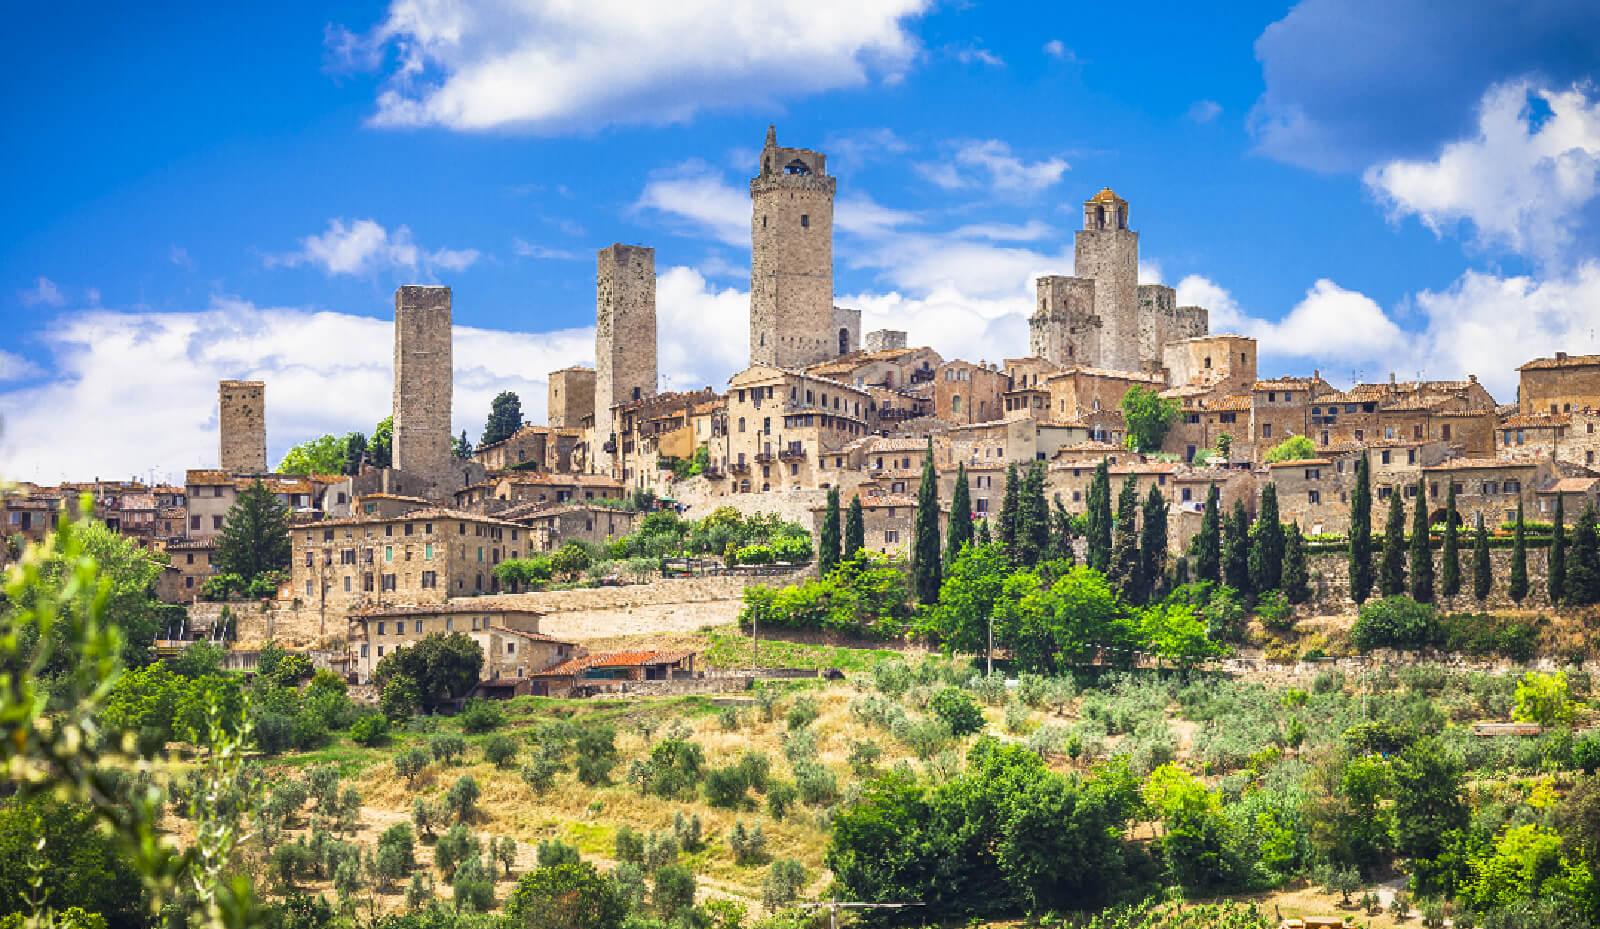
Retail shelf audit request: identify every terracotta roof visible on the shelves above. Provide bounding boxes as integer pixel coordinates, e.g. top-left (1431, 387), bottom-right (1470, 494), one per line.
top-left (1207, 395), bottom-right (1252, 411)
top-left (1519, 354), bottom-right (1600, 370)
top-left (538, 649), bottom-right (696, 676)
top-left (360, 492), bottom-right (432, 503)
top-left (1252, 377), bottom-right (1324, 391)
top-left (166, 539), bottom-right (216, 551)
top-left (304, 507), bottom-right (527, 530)
top-left (1540, 478), bottom-right (1600, 494)
top-left (1267, 458), bottom-right (1333, 468)
top-left (1087, 187), bottom-right (1124, 203)
top-left (1500, 413), bottom-right (1570, 429)
top-left (1421, 458), bottom-right (1538, 472)
top-left (185, 469), bottom-right (233, 484)
top-left (1047, 365), bottom-right (1162, 383)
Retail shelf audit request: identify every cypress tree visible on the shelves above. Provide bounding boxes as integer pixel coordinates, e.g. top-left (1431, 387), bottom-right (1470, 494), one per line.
top-left (1283, 522), bottom-right (1311, 604)
top-left (1108, 477), bottom-right (1142, 599)
top-left (1508, 500), bottom-right (1528, 603)
top-left (480, 390), bottom-right (524, 447)
top-left (1380, 490), bottom-right (1407, 598)
top-left (1223, 500), bottom-right (1252, 595)
top-left (1190, 484), bottom-right (1222, 584)
top-left (1409, 478), bottom-right (1435, 603)
top-left (1171, 555), bottom-right (1190, 588)
top-left (1050, 495), bottom-right (1075, 564)
top-left (975, 518), bottom-right (992, 546)
top-left (1550, 493), bottom-right (1567, 603)
top-left (1139, 485), bottom-right (1169, 605)
top-left (1021, 463), bottom-right (1051, 567)
top-left (1567, 503), bottom-right (1600, 605)
top-left (1085, 460), bottom-right (1113, 573)
top-left (1472, 513), bottom-right (1492, 601)
top-left (1440, 482), bottom-right (1461, 598)
top-left (1249, 483), bottom-right (1285, 593)
top-left (844, 495), bottom-right (865, 558)
top-left (911, 440), bottom-right (941, 603)
top-left (215, 479), bottom-right (291, 583)
top-left (998, 462), bottom-right (1021, 561)
top-left (945, 464), bottom-right (973, 569)
top-left (819, 486), bottom-right (842, 575)
top-left (1349, 453), bottom-right (1374, 603)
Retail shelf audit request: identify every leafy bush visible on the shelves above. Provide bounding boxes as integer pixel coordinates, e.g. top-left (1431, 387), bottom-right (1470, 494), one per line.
top-left (430, 733), bottom-right (467, 765)
top-left (1254, 590), bottom-right (1293, 633)
top-left (350, 712), bottom-right (390, 746)
top-left (739, 552), bottom-right (912, 639)
top-left (457, 698), bottom-right (504, 734)
top-left (574, 725), bottom-right (619, 786)
top-left (482, 734), bottom-right (518, 768)
top-left (929, 687), bottom-right (986, 737)
top-left (1351, 596), bottom-right (1439, 652)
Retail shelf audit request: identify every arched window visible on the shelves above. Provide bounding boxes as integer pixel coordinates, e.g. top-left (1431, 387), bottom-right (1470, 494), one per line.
top-left (784, 159), bottom-right (811, 175)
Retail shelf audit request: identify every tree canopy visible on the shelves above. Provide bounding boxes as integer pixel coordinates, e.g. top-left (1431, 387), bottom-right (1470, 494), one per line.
top-left (480, 391), bottom-right (524, 448)
top-left (1120, 385), bottom-right (1180, 453)
top-left (373, 633), bottom-right (485, 713)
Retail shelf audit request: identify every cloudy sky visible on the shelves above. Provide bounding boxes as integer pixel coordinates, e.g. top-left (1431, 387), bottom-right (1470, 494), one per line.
top-left (4, 1), bottom-right (1600, 482)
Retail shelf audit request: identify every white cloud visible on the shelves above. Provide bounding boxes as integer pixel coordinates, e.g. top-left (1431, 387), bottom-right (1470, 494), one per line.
top-left (1138, 259), bottom-right (1164, 285)
top-left (824, 128), bottom-right (912, 172)
top-left (1175, 274), bottom-right (1405, 374)
top-left (512, 238), bottom-right (583, 261)
top-left (353, 0), bottom-right (931, 133)
top-left (949, 44), bottom-right (1004, 68)
top-left (835, 196), bottom-right (919, 238)
top-left (1365, 79), bottom-right (1600, 267)
top-left (169, 246), bottom-right (195, 269)
top-left (655, 267), bottom-right (751, 391)
top-left (951, 220), bottom-right (1053, 243)
top-left (915, 139), bottom-right (1069, 196)
top-left (1042, 39), bottom-right (1074, 61)
top-left (0, 350), bottom-right (42, 382)
top-left (635, 166), bottom-right (749, 247)
top-left (19, 277), bottom-right (64, 308)
top-left (1187, 100), bottom-right (1222, 124)
top-left (843, 286), bottom-right (1030, 367)
top-left (267, 218), bottom-right (480, 276)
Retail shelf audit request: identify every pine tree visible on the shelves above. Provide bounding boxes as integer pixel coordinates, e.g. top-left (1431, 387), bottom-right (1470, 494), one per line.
top-left (1440, 482), bottom-right (1461, 598)
top-left (454, 430), bottom-right (472, 459)
top-left (1015, 463), bottom-right (1050, 567)
top-left (1472, 513), bottom-right (1492, 601)
top-left (1108, 477), bottom-right (1142, 599)
top-left (1550, 493), bottom-right (1567, 603)
top-left (1050, 495), bottom-right (1075, 565)
top-left (1086, 460), bottom-right (1113, 573)
top-left (1349, 453), bottom-right (1374, 603)
top-left (1380, 490), bottom-right (1407, 598)
top-left (215, 479), bottom-right (291, 584)
top-left (1409, 478), bottom-right (1435, 603)
top-left (1567, 503), bottom-right (1600, 605)
top-left (1190, 484), bottom-right (1222, 584)
top-left (1508, 499), bottom-right (1528, 603)
top-left (480, 391), bottom-right (524, 447)
top-left (1139, 485), bottom-right (1169, 605)
top-left (1283, 522), bottom-right (1311, 604)
top-left (911, 440), bottom-right (941, 603)
top-left (1249, 483), bottom-right (1285, 593)
top-left (845, 495), bottom-right (865, 558)
top-left (945, 465), bottom-right (973, 570)
top-left (343, 431), bottom-right (368, 476)
top-left (1223, 500), bottom-right (1252, 595)
top-left (819, 486), bottom-right (842, 575)
top-left (998, 463), bottom-right (1021, 561)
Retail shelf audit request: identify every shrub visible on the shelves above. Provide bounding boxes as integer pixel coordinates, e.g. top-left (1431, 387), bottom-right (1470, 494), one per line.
top-left (395, 746), bottom-right (429, 783)
top-left (458, 698), bottom-right (505, 734)
top-left (520, 751), bottom-right (562, 793)
top-left (349, 713), bottom-right (390, 746)
top-left (794, 761), bottom-right (839, 807)
top-left (639, 737), bottom-right (706, 799)
top-left (729, 821), bottom-right (767, 866)
top-left (1351, 596), bottom-right (1438, 652)
top-left (786, 696), bottom-right (820, 731)
top-left (763, 859), bottom-right (808, 911)
top-left (615, 826), bottom-right (645, 864)
top-left (574, 725), bottom-right (619, 786)
top-left (483, 734), bottom-right (519, 768)
top-left (929, 687), bottom-right (986, 737)
top-left (765, 780), bottom-right (797, 820)
top-left (652, 864), bottom-right (697, 921)
top-left (673, 811), bottom-right (703, 852)
top-left (848, 739), bottom-right (883, 776)
top-left (704, 765), bottom-right (752, 809)
top-left (537, 839), bottom-right (581, 867)
top-left (445, 775), bottom-right (480, 823)
top-left (429, 733), bottom-right (467, 765)
top-left (1255, 590), bottom-right (1293, 633)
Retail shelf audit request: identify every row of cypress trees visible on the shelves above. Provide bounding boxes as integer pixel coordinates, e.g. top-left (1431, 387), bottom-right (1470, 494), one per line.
top-left (1183, 481), bottom-right (1312, 605)
top-left (816, 486), bottom-right (866, 574)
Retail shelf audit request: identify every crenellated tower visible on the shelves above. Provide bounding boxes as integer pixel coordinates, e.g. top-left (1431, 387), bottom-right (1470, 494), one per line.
top-left (749, 125), bottom-right (836, 369)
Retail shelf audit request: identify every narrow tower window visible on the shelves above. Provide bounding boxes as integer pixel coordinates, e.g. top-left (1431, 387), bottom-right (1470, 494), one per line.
top-left (800, 214), bottom-right (810, 228)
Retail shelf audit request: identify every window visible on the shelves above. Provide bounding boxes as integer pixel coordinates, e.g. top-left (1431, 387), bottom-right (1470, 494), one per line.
top-left (212, 515), bottom-right (223, 529)
top-left (360, 644), bottom-right (369, 658)
top-left (385, 545), bottom-right (394, 563)
top-left (884, 529), bottom-right (899, 544)
top-left (304, 579), bottom-right (313, 596)
top-left (1262, 423), bottom-right (1273, 438)
top-left (377, 621), bottom-right (386, 635)
top-left (377, 645), bottom-right (385, 657)
top-left (190, 515), bottom-right (200, 530)
top-left (800, 214), bottom-right (810, 228)
top-left (415, 620), bottom-right (423, 634)
top-left (344, 576), bottom-right (352, 592)
top-left (1181, 488), bottom-right (1192, 502)
top-left (422, 571), bottom-right (437, 589)
top-left (1305, 468), bottom-right (1321, 480)
top-left (305, 550), bottom-right (314, 567)
top-left (424, 543), bottom-right (433, 560)
top-left (1381, 451), bottom-right (1391, 465)
top-left (1308, 490), bottom-right (1321, 504)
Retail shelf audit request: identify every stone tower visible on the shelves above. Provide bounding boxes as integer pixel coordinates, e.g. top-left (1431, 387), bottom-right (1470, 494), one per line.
top-left (1074, 188), bottom-right (1140, 371)
top-left (218, 380), bottom-right (267, 473)
top-left (750, 125), bottom-right (836, 369)
top-left (1030, 275), bottom-right (1099, 366)
top-left (547, 366), bottom-right (596, 429)
top-left (391, 285), bottom-right (453, 479)
top-left (594, 244), bottom-right (657, 473)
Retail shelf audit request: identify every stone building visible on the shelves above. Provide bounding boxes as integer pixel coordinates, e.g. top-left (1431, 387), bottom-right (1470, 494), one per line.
top-left (1308, 376), bottom-right (1498, 456)
top-left (608, 389), bottom-right (716, 494)
top-left (183, 470), bottom-right (320, 539)
top-left (933, 360), bottom-right (1008, 425)
top-left (547, 366), bottom-right (596, 429)
top-left (806, 346), bottom-right (942, 391)
top-left (1045, 366), bottom-right (1163, 439)
top-left (158, 538), bottom-right (218, 602)
top-left (454, 473), bottom-right (625, 511)
top-left (1518, 352), bottom-right (1600, 415)
top-left (514, 503), bottom-right (641, 553)
top-left (474, 424), bottom-right (584, 473)
top-left (392, 286), bottom-right (453, 481)
top-left (749, 126), bottom-right (838, 369)
top-left (1163, 335), bottom-right (1257, 394)
top-left (347, 602), bottom-right (577, 685)
top-left (1498, 409), bottom-right (1600, 470)
top-left (864, 329), bottom-right (907, 352)
top-left (810, 493), bottom-right (945, 559)
top-left (218, 380), bottom-right (267, 474)
top-left (725, 365), bottom-right (874, 494)
top-left (594, 244), bottom-right (658, 474)
top-left (1421, 458), bottom-right (1553, 528)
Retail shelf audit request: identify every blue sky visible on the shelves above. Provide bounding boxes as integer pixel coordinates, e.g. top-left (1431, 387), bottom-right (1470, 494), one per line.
top-left (3, 0), bottom-right (1599, 482)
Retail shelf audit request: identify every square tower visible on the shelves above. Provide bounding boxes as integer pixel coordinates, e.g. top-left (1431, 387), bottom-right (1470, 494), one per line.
top-left (218, 379), bottom-right (267, 473)
top-left (392, 285), bottom-right (453, 478)
top-left (594, 244), bottom-right (657, 473)
top-left (832, 306), bottom-right (861, 356)
top-left (1074, 188), bottom-right (1140, 372)
top-left (547, 366), bottom-right (596, 429)
top-left (750, 125), bottom-right (837, 369)
top-left (1030, 275), bottom-right (1099, 367)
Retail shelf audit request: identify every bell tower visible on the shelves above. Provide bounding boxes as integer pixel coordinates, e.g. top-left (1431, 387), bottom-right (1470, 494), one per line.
top-left (749, 125), bottom-right (836, 369)
top-left (1074, 188), bottom-right (1140, 371)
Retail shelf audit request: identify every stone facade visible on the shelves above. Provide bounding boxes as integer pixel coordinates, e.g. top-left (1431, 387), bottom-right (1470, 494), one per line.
top-left (594, 244), bottom-right (658, 474)
top-left (218, 380), bottom-right (267, 473)
top-left (348, 603), bottom-right (576, 684)
top-left (934, 360), bottom-right (1008, 425)
top-left (547, 366), bottom-right (596, 429)
top-left (832, 306), bottom-right (861, 357)
top-left (1518, 353), bottom-right (1600, 415)
top-left (1074, 189), bottom-right (1142, 371)
top-left (1030, 275), bottom-right (1099, 366)
top-left (392, 286), bottom-right (453, 480)
top-left (1163, 335), bottom-right (1257, 394)
top-left (1137, 285), bottom-right (1208, 377)
top-left (750, 126), bottom-right (837, 369)
top-left (725, 365), bottom-right (873, 494)
top-left (864, 329), bottom-right (907, 352)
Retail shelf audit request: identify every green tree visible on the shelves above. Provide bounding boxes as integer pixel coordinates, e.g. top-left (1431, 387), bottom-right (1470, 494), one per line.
top-left (454, 430), bottom-right (472, 459)
top-left (1121, 385), bottom-right (1179, 452)
top-left (998, 462), bottom-right (1021, 559)
top-left (1551, 492), bottom-right (1567, 603)
top-left (1380, 490), bottom-right (1407, 598)
top-left (1509, 499), bottom-right (1529, 603)
top-left (911, 439), bottom-right (942, 603)
top-left (277, 434), bottom-right (349, 475)
top-left (929, 687), bottom-right (985, 737)
top-left (1513, 670), bottom-right (1576, 727)
top-left (1140, 603), bottom-right (1225, 670)
top-left (1568, 503), bottom-right (1600, 604)
top-left (1086, 460), bottom-right (1113, 573)
top-left (1108, 477), bottom-right (1142, 600)
top-left (1283, 522), bottom-right (1311, 604)
top-left (844, 495), bottom-right (865, 558)
top-left (214, 479), bottom-right (290, 585)
top-left (1223, 500), bottom-right (1252, 595)
top-left (995, 566), bottom-right (1133, 673)
top-left (342, 431), bottom-right (367, 475)
top-left (1441, 482), bottom-right (1461, 597)
top-left (819, 486), bottom-right (842, 575)
top-left (927, 542), bottom-right (1010, 657)
top-left (1015, 463), bottom-right (1050, 567)
top-left (504, 861), bottom-right (627, 929)
top-left (480, 391), bottom-right (524, 447)
top-left (1049, 495), bottom-right (1075, 564)
top-left (1473, 513), bottom-right (1492, 601)
top-left (1249, 483), bottom-right (1285, 593)
top-left (0, 797), bottom-right (146, 929)
top-left (373, 633), bottom-right (484, 713)
top-left (1190, 485), bottom-right (1222, 584)
top-left (1139, 485), bottom-right (1168, 604)
top-left (1350, 453), bottom-right (1374, 603)
top-left (370, 415), bottom-right (393, 468)
top-left (1411, 478), bottom-right (1435, 603)
top-left (1263, 434), bottom-right (1317, 463)
top-left (1391, 738), bottom-right (1468, 896)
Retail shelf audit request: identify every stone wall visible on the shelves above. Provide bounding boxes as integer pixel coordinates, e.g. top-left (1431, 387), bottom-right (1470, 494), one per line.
top-left (547, 367), bottom-right (596, 429)
top-left (392, 286), bottom-right (453, 481)
top-left (218, 380), bottom-right (266, 473)
top-left (1301, 546), bottom-right (1553, 613)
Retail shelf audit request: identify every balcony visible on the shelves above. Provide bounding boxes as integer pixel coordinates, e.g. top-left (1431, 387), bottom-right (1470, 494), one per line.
top-left (729, 460), bottom-right (751, 474)
top-left (703, 467), bottom-right (725, 480)
top-left (754, 451), bottom-right (775, 464)
top-left (778, 446), bottom-right (806, 461)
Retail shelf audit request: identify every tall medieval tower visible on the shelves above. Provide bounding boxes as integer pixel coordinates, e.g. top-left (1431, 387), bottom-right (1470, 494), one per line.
top-left (593, 244), bottom-right (657, 474)
top-left (749, 125), bottom-right (836, 370)
top-left (1074, 188), bottom-right (1140, 371)
top-left (391, 285), bottom-right (453, 478)
top-left (218, 380), bottom-right (267, 473)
